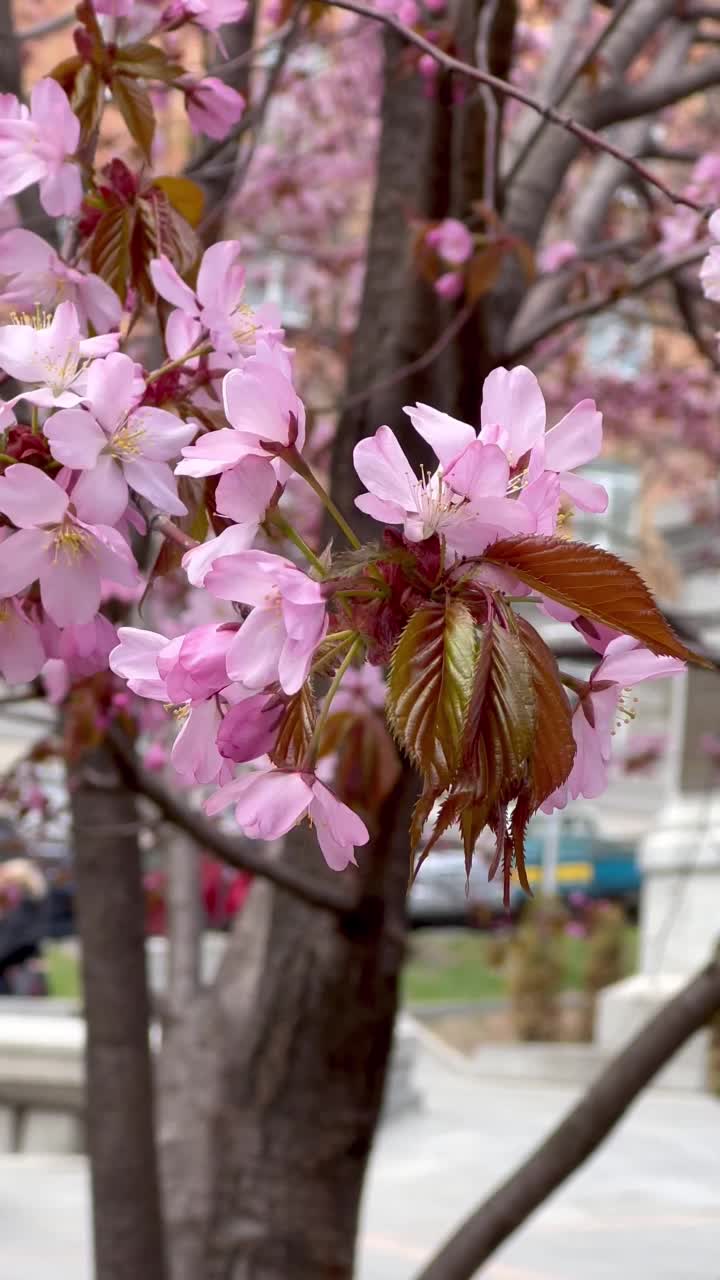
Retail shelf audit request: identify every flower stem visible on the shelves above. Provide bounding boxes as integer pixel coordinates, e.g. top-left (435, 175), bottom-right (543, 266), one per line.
top-left (284, 448), bottom-right (361, 550)
top-left (30, 406), bottom-right (39, 435)
top-left (0, 451), bottom-right (16, 466)
top-left (302, 634), bottom-right (363, 769)
top-left (146, 342), bottom-right (213, 384)
top-left (267, 509), bottom-right (327, 577)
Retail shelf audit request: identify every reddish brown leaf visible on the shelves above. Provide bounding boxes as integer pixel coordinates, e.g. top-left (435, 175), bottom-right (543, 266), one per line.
top-left (516, 617), bottom-right (575, 808)
top-left (89, 204), bottom-right (134, 299)
top-left (484, 536), bottom-right (712, 667)
top-left (465, 244), bottom-right (505, 302)
top-left (271, 685), bottom-right (316, 770)
top-left (461, 618), bottom-right (536, 804)
top-left (112, 74), bottom-right (155, 160)
top-left (113, 41), bottom-right (186, 83)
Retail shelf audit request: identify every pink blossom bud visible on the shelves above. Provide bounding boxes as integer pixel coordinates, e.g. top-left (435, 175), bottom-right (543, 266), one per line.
top-left (418, 53), bottom-right (438, 78)
top-left (143, 742), bottom-right (169, 772)
top-left (434, 271), bottom-right (464, 300)
top-left (397, 0), bottom-right (419, 24)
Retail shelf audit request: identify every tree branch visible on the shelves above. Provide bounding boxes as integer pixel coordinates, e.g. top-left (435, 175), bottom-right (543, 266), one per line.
top-left (415, 955), bottom-right (720, 1280)
top-left (107, 727), bottom-right (355, 916)
top-left (319, 0), bottom-right (705, 211)
top-left (17, 11), bottom-right (74, 40)
top-left (594, 55), bottom-right (720, 127)
top-left (506, 242), bottom-right (710, 359)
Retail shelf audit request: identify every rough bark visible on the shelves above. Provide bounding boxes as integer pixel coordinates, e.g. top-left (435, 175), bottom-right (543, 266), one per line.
top-left (69, 737), bottom-right (167, 1280)
top-left (165, 831), bottom-right (201, 1022)
top-left (415, 956), bottom-right (720, 1280)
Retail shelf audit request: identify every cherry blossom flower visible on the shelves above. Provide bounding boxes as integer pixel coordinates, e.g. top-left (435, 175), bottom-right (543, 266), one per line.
top-left (176, 351), bottom-right (304, 492)
top-left (538, 239), bottom-right (578, 274)
top-left (184, 77), bottom-right (245, 141)
top-left (216, 691), bottom-right (285, 763)
top-left (426, 218), bottom-right (474, 266)
top-left (406, 365), bottom-right (607, 513)
top-left (543, 637), bottom-right (685, 810)
top-left (206, 766), bottom-right (369, 870)
top-left (203, 549), bottom-right (328, 695)
top-left (0, 80), bottom-right (82, 217)
top-left (0, 465), bottom-right (139, 626)
top-left (353, 424), bottom-right (533, 556)
top-left (43, 352), bottom-right (196, 524)
top-left (150, 241), bottom-right (252, 359)
top-left (0, 301), bottom-right (118, 409)
top-left (0, 229), bottom-right (122, 334)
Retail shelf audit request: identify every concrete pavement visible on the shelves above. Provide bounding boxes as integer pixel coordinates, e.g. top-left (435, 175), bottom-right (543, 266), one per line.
top-left (1, 1045), bottom-right (719, 1279)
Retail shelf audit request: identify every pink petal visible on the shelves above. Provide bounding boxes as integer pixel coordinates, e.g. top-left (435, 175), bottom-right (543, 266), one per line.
top-left (30, 79), bottom-right (79, 151)
top-left (215, 455), bottom-right (277, 524)
top-left (78, 273), bottom-right (122, 333)
top-left (0, 528), bottom-right (50, 595)
top-left (44, 408), bottom-right (106, 469)
top-left (403, 402), bottom-right (475, 467)
top-left (171, 700), bottom-right (224, 785)
top-left (40, 549), bottom-right (100, 625)
top-left (129, 407), bottom-right (197, 461)
top-left (480, 366), bottom-right (546, 463)
top-left (544, 399), bottom-right (602, 471)
top-left (85, 352), bottom-right (138, 432)
top-left (222, 364), bottom-right (301, 447)
top-left (225, 607), bottom-right (286, 687)
top-left (0, 321), bottom-right (41, 382)
top-left (85, 523), bottom-right (139, 588)
top-left (444, 440), bottom-right (509, 499)
top-left (353, 426), bottom-right (417, 510)
top-left (354, 492), bottom-right (406, 525)
top-left (71, 455), bottom-right (128, 525)
top-left (446, 496), bottom-right (534, 555)
top-left (559, 471), bottom-right (608, 513)
top-left (196, 240), bottom-right (244, 310)
top-left (109, 626), bottom-right (169, 700)
top-left (0, 603), bottom-right (45, 683)
top-left (182, 524), bottom-right (259, 587)
top-left (166, 310), bottom-right (203, 361)
top-left (0, 228), bottom-right (54, 272)
top-left (216, 693), bottom-right (284, 763)
top-left (149, 255), bottom-right (198, 313)
top-left (122, 458), bottom-right (186, 515)
top-left (231, 769), bottom-right (312, 839)
top-left (597, 637), bottom-right (685, 687)
top-left (175, 427), bottom-right (249, 477)
top-left (39, 164), bottom-right (82, 217)
top-left (0, 463), bottom-right (68, 527)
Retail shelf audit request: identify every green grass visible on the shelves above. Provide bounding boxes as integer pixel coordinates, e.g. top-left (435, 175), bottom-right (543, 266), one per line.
top-left (402, 926), bottom-right (637, 1005)
top-left (45, 944), bottom-right (81, 998)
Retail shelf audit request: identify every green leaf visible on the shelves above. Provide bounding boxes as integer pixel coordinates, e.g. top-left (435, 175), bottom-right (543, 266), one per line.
top-left (154, 176), bottom-right (205, 228)
top-left (112, 74), bottom-right (155, 160)
top-left (89, 205), bottom-right (134, 299)
top-left (388, 600), bottom-right (476, 791)
top-left (484, 536), bottom-right (712, 667)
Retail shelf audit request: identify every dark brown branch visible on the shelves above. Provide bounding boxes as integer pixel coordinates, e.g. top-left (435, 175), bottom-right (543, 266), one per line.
top-left (506, 241), bottom-right (709, 359)
top-left (107, 726), bottom-right (355, 916)
top-left (319, 0), bottom-right (705, 211)
top-left (415, 956), bottom-right (720, 1280)
top-left (672, 276), bottom-right (720, 369)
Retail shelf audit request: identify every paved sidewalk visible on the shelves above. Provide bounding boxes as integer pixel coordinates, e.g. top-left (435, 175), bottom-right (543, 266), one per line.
top-left (2, 1047), bottom-right (719, 1279)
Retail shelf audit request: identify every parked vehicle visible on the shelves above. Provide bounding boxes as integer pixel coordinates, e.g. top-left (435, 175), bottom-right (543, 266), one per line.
top-left (522, 812), bottom-right (640, 910)
top-left (408, 810), bottom-right (640, 926)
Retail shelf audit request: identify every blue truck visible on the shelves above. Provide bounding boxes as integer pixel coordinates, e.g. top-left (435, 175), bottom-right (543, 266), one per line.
top-left (521, 812), bottom-right (641, 910)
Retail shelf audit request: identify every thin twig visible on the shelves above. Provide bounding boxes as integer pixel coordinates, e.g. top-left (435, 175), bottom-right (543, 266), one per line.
top-left (506, 241), bottom-right (710, 359)
top-left (108, 726), bottom-right (355, 915)
top-left (319, 0), bottom-right (705, 212)
top-left (151, 515), bottom-right (199, 551)
top-left (310, 301), bottom-right (475, 416)
top-left (207, 18), bottom-right (294, 76)
top-left (475, 0), bottom-right (500, 215)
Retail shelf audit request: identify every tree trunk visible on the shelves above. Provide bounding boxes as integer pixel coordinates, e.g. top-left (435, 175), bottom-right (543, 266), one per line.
top-left (69, 735), bottom-right (167, 1280)
top-left (165, 831), bottom-right (201, 1022)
